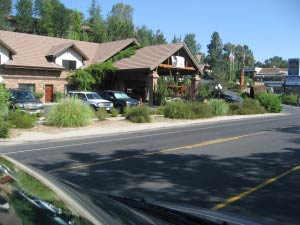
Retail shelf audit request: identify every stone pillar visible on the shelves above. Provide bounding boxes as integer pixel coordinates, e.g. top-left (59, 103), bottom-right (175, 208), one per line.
top-left (146, 71), bottom-right (159, 105)
top-left (191, 74), bottom-right (200, 100)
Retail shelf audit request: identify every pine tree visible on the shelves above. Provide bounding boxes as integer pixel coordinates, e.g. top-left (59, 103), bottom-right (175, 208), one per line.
top-left (183, 33), bottom-right (201, 56)
top-left (206, 31), bottom-right (223, 69)
top-left (87, 0), bottom-right (107, 43)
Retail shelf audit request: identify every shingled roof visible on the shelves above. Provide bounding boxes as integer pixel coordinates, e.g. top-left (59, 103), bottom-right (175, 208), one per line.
top-left (113, 42), bottom-right (202, 73)
top-left (257, 68), bottom-right (288, 75)
top-left (0, 30), bottom-right (137, 70)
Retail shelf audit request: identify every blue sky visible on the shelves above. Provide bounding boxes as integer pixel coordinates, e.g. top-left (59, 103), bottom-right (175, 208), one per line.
top-left (61, 0), bottom-right (300, 62)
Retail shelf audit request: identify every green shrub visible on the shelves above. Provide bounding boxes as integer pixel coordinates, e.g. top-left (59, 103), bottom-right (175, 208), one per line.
top-left (46, 98), bottom-right (94, 127)
top-left (230, 99), bottom-right (266, 115)
top-left (257, 92), bottom-right (282, 113)
top-left (8, 110), bottom-right (37, 129)
top-left (96, 108), bottom-right (109, 121)
top-left (125, 106), bottom-right (151, 123)
top-left (110, 108), bottom-right (118, 117)
top-left (34, 92), bottom-right (44, 100)
top-left (53, 91), bottom-right (65, 102)
top-left (208, 99), bottom-right (229, 116)
top-left (0, 119), bottom-right (10, 138)
top-left (282, 94), bottom-right (298, 106)
top-left (164, 101), bottom-right (213, 119)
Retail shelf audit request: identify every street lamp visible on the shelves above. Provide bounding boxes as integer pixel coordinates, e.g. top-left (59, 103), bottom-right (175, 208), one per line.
top-left (215, 83), bottom-right (222, 99)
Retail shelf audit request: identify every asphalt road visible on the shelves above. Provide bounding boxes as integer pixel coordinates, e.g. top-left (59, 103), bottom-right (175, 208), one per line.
top-left (1, 107), bottom-right (300, 225)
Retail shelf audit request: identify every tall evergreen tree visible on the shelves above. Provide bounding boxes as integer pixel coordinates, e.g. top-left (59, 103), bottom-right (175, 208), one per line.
top-left (183, 33), bottom-right (201, 56)
top-left (206, 31), bottom-right (223, 69)
top-left (0, 0), bottom-right (12, 29)
top-left (15, 0), bottom-right (33, 33)
top-left (153, 29), bottom-right (167, 45)
top-left (107, 3), bottom-right (134, 41)
top-left (172, 35), bottom-right (181, 43)
top-left (87, 0), bottom-right (107, 42)
top-left (67, 10), bottom-right (83, 40)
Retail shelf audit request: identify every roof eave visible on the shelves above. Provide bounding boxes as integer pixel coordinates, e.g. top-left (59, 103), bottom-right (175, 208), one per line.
top-left (3, 64), bottom-right (64, 71)
top-left (0, 39), bottom-right (17, 55)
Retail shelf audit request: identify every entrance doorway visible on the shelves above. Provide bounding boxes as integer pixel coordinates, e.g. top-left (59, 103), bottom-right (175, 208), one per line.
top-left (45, 85), bottom-right (53, 102)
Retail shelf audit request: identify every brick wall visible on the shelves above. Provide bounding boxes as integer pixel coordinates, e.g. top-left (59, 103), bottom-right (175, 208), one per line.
top-left (0, 67), bottom-right (69, 102)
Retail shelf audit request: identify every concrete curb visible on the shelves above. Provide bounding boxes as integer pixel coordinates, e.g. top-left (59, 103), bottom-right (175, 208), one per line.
top-left (0, 154), bottom-right (104, 225)
top-left (0, 112), bottom-right (289, 145)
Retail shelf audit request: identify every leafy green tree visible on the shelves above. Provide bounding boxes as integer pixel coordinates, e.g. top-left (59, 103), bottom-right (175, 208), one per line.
top-left (0, 0), bottom-right (12, 29)
top-left (264, 56), bottom-right (288, 68)
top-left (107, 3), bottom-right (134, 41)
top-left (68, 70), bottom-right (95, 91)
top-left (36, 0), bottom-right (71, 37)
top-left (135, 25), bottom-right (154, 46)
top-left (206, 31), bottom-right (223, 69)
top-left (87, 0), bottom-right (107, 42)
top-left (183, 33), bottom-right (201, 56)
top-left (15, 0), bottom-right (33, 33)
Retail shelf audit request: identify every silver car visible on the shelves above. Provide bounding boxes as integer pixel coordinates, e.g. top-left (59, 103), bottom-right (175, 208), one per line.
top-left (68, 91), bottom-right (113, 111)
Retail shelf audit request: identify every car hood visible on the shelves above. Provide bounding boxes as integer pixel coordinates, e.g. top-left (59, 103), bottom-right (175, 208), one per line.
top-left (88, 99), bottom-right (112, 104)
top-left (106, 195), bottom-right (267, 225)
top-left (123, 98), bottom-right (140, 104)
top-left (12, 99), bottom-right (41, 104)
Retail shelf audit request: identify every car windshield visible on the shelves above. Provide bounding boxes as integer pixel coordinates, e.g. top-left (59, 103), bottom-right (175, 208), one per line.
top-left (11, 90), bottom-right (35, 100)
top-left (86, 93), bottom-right (102, 99)
top-left (114, 92), bottom-right (130, 99)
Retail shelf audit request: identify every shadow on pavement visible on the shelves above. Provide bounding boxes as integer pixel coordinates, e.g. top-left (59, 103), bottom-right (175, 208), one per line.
top-left (29, 126), bottom-right (300, 225)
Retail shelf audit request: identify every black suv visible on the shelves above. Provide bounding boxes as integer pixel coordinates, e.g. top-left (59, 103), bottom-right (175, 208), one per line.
top-left (9, 89), bottom-right (44, 115)
top-left (99, 90), bottom-right (140, 113)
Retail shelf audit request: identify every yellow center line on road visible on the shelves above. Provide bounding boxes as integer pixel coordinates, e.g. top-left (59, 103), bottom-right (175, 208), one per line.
top-left (212, 165), bottom-right (300, 210)
top-left (49, 131), bottom-right (269, 173)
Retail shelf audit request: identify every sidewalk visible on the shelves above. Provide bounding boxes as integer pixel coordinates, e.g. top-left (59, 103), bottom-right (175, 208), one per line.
top-left (0, 112), bottom-right (287, 146)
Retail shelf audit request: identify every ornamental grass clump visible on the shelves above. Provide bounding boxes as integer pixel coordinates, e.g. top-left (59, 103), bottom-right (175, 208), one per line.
top-left (46, 98), bottom-right (94, 127)
top-left (164, 101), bottom-right (213, 119)
top-left (8, 110), bottom-right (37, 129)
top-left (95, 108), bottom-right (109, 121)
top-left (230, 99), bottom-right (266, 115)
top-left (125, 106), bottom-right (151, 123)
top-left (208, 99), bottom-right (229, 116)
top-left (257, 92), bottom-right (282, 113)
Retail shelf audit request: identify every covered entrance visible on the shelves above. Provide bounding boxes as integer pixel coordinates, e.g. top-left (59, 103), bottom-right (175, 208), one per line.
top-left (114, 43), bottom-right (202, 105)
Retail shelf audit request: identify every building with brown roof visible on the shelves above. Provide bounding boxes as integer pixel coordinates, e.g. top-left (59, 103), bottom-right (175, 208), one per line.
top-left (114, 43), bottom-right (202, 103)
top-left (0, 30), bottom-right (137, 102)
top-left (0, 30), bottom-right (201, 104)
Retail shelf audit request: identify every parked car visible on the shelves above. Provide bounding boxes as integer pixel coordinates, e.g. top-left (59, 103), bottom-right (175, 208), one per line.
top-left (9, 89), bottom-right (44, 115)
top-left (214, 92), bottom-right (243, 103)
top-left (68, 91), bottom-right (113, 111)
top-left (99, 90), bottom-right (140, 113)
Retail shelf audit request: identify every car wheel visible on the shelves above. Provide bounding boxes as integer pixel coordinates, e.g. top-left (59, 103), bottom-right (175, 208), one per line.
top-left (90, 105), bottom-right (97, 111)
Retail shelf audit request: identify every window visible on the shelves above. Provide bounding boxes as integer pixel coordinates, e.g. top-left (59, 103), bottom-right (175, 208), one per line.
top-left (62, 60), bottom-right (76, 71)
top-left (19, 83), bottom-right (35, 93)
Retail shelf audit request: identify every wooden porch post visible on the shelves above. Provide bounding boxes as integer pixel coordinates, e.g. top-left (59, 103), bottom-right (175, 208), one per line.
top-left (147, 71), bottom-right (159, 105)
top-left (191, 74), bottom-right (200, 100)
